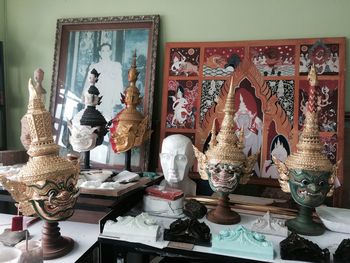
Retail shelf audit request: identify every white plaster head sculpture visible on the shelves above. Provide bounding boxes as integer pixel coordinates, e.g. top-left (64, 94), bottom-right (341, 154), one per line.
top-left (160, 134), bottom-right (195, 184)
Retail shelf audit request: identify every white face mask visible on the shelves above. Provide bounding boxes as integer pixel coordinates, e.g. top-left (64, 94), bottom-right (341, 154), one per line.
top-left (159, 135), bottom-right (194, 184)
top-left (68, 124), bottom-right (98, 152)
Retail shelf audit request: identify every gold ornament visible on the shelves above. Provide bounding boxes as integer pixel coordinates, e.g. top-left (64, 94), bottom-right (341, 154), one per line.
top-left (193, 76), bottom-right (258, 225)
top-left (109, 50), bottom-right (152, 153)
top-left (274, 65), bottom-right (338, 195)
top-left (0, 72), bottom-right (80, 220)
top-left (194, 77), bottom-right (258, 184)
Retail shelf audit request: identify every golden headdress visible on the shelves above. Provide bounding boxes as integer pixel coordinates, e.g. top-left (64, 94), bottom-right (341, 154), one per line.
top-left (118, 50), bottom-right (143, 123)
top-left (25, 77), bottom-right (59, 158)
top-left (0, 71), bottom-right (80, 216)
top-left (284, 65), bottom-right (333, 172)
top-left (17, 78), bottom-right (79, 184)
top-left (193, 77), bottom-right (257, 183)
top-left (205, 78), bottom-right (246, 164)
top-left (1, 74), bottom-right (77, 208)
top-left (274, 65), bottom-right (337, 194)
top-left (109, 50), bottom-right (152, 153)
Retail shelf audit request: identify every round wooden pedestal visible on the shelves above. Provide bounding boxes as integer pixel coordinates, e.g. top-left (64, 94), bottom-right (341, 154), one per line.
top-left (206, 194), bottom-right (240, 225)
top-left (42, 221), bottom-right (74, 260)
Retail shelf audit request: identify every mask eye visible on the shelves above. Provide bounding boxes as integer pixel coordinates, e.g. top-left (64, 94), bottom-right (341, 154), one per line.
top-left (301, 179), bottom-right (309, 186)
top-left (213, 165), bottom-right (221, 173)
top-left (214, 168), bottom-right (220, 173)
top-left (67, 184), bottom-right (74, 192)
top-left (48, 189), bottom-right (58, 197)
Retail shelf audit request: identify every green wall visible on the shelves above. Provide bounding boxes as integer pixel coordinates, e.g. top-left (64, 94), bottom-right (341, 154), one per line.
top-left (3, 0), bottom-right (350, 149)
top-left (0, 0), bottom-right (4, 41)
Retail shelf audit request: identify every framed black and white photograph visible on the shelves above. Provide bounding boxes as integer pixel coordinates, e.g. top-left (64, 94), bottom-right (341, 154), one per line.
top-left (50, 15), bottom-right (159, 171)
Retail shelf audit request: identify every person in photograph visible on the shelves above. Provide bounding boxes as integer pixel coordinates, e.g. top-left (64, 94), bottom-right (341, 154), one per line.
top-left (83, 43), bottom-right (124, 121)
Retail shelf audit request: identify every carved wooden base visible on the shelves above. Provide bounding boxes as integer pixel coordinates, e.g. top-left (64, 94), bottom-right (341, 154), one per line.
top-left (42, 221), bottom-right (74, 260)
top-left (206, 193), bottom-right (240, 225)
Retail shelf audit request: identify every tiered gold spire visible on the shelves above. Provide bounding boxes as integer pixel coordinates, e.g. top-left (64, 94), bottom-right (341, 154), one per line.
top-left (118, 50), bottom-right (144, 124)
top-left (205, 77), bottom-right (246, 164)
top-left (25, 78), bottom-right (59, 158)
top-left (18, 78), bottom-right (79, 184)
top-left (109, 50), bottom-right (152, 153)
top-left (284, 65), bottom-right (333, 172)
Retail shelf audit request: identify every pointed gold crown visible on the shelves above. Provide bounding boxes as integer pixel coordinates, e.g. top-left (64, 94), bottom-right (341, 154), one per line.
top-left (25, 77), bottom-right (59, 157)
top-left (18, 72), bottom-right (79, 183)
top-left (206, 77), bottom-right (246, 164)
top-left (110, 50), bottom-right (152, 153)
top-left (118, 49), bottom-right (144, 123)
top-left (284, 65), bottom-right (333, 172)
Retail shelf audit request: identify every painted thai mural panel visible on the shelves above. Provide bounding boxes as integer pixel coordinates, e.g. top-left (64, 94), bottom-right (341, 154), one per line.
top-left (160, 38), bottom-right (345, 194)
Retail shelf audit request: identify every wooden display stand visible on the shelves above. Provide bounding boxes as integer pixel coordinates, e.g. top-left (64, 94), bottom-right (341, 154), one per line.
top-left (206, 193), bottom-right (240, 225)
top-left (42, 221), bottom-right (74, 260)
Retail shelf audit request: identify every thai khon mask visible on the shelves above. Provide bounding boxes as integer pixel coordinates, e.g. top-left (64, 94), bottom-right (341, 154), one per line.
top-left (0, 72), bottom-right (80, 222)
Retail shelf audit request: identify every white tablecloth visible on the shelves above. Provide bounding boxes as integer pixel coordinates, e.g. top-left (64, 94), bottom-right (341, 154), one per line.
top-left (100, 210), bottom-right (350, 263)
top-left (0, 213), bottom-right (99, 263)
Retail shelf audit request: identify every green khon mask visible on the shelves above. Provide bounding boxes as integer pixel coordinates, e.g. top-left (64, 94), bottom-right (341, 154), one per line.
top-left (289, 169), bottom-right (331, 208)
